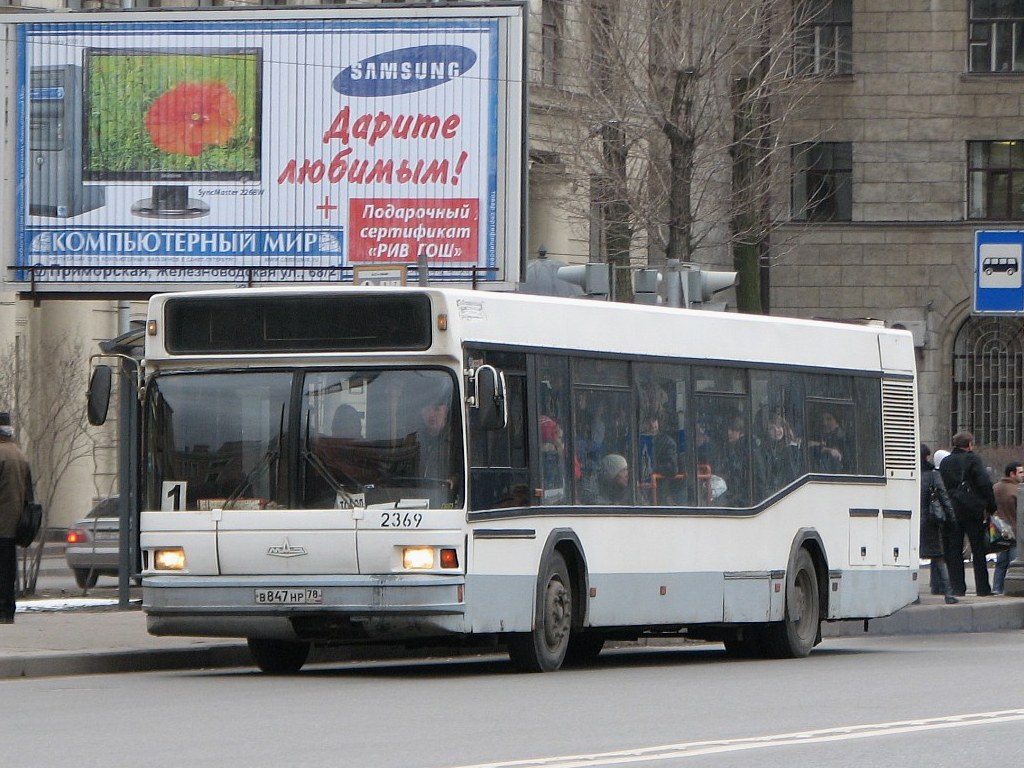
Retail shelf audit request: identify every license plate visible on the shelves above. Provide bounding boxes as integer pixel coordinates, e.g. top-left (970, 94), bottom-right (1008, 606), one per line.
top-left (253, 588), bottom-right (324, 605)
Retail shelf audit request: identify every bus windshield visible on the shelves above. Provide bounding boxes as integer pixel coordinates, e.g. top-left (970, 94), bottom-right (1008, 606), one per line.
top-left (145, 368), bottom-right (463, 512)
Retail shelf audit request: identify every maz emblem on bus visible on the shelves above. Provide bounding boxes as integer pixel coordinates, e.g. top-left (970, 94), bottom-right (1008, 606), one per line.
top-left (266, 539), bottom-right (307, 558)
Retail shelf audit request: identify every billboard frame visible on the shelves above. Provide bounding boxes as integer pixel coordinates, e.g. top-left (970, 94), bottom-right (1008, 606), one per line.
top-left (1, 3), bottom-right (527, 297)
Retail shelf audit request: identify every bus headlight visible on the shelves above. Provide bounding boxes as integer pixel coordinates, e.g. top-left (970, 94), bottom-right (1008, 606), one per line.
top-left (402, 546), bottom-right (434, 570)
top-left (154, 548), bottom-right (186, 571)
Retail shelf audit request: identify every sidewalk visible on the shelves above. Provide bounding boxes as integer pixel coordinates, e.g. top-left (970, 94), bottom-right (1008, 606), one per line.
top-left (2, 565), bottom-right (1023, 680)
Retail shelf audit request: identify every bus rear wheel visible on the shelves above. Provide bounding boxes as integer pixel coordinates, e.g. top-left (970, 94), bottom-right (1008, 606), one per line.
top-left (508, 552), bottom-right (572, 672)
top-left (762, 548), bottom-right (820, 659)
top-left (247, 638), bottom-right (311, 674)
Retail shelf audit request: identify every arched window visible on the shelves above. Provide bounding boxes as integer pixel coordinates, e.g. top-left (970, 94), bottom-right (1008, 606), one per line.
top-left (952, 316), bottom-right (1024, 448)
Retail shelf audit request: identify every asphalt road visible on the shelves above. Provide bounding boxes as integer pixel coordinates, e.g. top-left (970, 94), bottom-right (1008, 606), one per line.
top-left (6, 632), bottom-right (1023, 768)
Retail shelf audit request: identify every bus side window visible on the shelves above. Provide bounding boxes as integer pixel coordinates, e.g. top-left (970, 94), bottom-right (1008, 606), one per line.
top-left (535, 355), bottom-right (571, 505)
top-left (635, 368), bottom-right (687, 506)
top-left (468, 355), bottom-right (529, 511)
top-left (853, 378), bottom-right (883, 475)
top-left (694, 366), bottom-right (750, 507)
top-left (750, 371), bottom-right (805, 501)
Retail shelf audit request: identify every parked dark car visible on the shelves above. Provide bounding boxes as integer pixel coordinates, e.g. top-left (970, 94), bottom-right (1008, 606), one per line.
top-left (65, 496), bottom-right (120, 588)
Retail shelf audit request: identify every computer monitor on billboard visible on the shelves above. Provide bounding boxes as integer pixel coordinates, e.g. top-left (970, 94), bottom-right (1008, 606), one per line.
top-left (82, 47), bottom-right (262, 219)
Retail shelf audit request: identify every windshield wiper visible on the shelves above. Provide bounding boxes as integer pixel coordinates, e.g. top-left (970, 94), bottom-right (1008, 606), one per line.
top-left (219, 404), bottom-right (285, 510)
top-left (221, 445), bottom-right (279, 510)
top-left (302, 416), bottom-right (366, 494)
top-left (301, 447), bottom-right (366, 494)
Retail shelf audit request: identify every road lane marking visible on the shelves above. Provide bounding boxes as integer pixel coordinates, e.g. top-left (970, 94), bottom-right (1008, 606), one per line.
top-left (448, 710), bottom-right (1024, 768)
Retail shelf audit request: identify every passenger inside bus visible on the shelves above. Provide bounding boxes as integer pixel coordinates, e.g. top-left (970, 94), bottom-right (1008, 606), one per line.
top-left (304, 403), bottom-right (369, 507)
top-left (808, 409), bottom-right (848, 473)
top-left (714, 415), bottom-right (750, 506)
top-left (638, 411), bottom-right (680, 504)
top-left (583, 453), bottom-right (630, 505)
top-left (331, 404), bottom-right (363, 439)
top-left (418, 396), bottom-right (456, 484)
top-left (754, 412), bottom-right (801, 498)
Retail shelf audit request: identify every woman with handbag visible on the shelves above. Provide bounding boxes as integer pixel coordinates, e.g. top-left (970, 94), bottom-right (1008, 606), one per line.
top-left (921, 444), bottom-right (958, 604)
top-left (0, 411), bottom-right (32, 624)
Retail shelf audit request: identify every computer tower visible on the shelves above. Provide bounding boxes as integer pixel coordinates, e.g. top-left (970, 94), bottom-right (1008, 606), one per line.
top-left (29, 64), bottom-right (105, 218)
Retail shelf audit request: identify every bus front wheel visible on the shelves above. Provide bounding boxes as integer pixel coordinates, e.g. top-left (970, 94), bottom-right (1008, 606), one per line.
top-left (762, 548), bottom-right (820, 659)
top-left (508, 552), bottom-right (572, 672)
top-left (247, 638), bottom-right (311, 674)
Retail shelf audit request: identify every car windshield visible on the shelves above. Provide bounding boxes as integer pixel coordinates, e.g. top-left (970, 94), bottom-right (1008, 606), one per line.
top-left (145, 369), bottom-right (463, 511)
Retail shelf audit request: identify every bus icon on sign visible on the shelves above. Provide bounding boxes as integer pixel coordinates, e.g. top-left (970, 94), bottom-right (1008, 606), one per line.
top-left (978, 242), bottom-right (1024, 291)
top-left (983, 256), bottom-right (1018, 275)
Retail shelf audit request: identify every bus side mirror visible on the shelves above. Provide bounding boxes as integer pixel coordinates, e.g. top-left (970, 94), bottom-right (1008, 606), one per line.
top-left (87, 365), bottom-right (113, 426)
top-left (472, 365), bottom-right (507, 430)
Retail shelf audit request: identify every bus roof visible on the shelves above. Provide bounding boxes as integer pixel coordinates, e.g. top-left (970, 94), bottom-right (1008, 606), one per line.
top-left (146, 286), bottom-right (916, 375)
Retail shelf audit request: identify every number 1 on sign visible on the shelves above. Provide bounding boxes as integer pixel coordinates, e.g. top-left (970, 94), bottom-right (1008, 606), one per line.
top-left (162, 481), bottom-right (186, 511)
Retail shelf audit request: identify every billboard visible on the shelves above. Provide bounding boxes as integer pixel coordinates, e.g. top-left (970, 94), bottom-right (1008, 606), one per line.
top-left (5, 7), bottom-right (525, 291)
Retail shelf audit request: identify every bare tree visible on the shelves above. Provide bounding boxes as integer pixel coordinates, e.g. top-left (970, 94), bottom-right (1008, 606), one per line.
top-left (535, 0), bottom-right (827, 311)
top-left (0, 337), bottom-right (96, 594)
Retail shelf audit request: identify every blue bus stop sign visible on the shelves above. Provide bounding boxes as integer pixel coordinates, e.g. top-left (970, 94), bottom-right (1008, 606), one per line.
top-left (975, 230), bottom-right (1024, 314)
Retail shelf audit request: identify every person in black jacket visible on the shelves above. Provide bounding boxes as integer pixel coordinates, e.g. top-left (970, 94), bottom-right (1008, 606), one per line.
top-left (920, 444), bottom-right (957, 604)
top-left (938, 431), bottom-right (996, 597)
top-left (0, 412), bottom-right (32, 624)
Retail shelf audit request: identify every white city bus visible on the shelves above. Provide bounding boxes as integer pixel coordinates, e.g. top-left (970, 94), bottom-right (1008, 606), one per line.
top-left (129, 286), bottom-right (919, 673)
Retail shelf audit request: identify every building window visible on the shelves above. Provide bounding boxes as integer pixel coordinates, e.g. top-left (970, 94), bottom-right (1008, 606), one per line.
top-left (541, 0), bottom-right (565, 87)
top-left (968, 140), bottom-right (1024, 219)
top-left (953, 316), bottom-right (1024, 450)
top-left (794, 0), bottom-right (852, 75)
top-left (791, 142), bottom-right (852, 222)
top-left (970, 1), bottom-right (1024, 72)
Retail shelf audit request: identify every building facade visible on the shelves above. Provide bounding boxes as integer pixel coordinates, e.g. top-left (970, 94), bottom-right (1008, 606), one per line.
top-left (777, 0), bottom-right (1024, 462)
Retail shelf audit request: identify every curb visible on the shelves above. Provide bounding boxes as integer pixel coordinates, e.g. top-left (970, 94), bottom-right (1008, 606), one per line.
top-left (823, 599), bottom-right (1024, 637)
top-left (0, 644), bottom-right (252, 680)
top-left (0, 638), bottom-right (501, 680)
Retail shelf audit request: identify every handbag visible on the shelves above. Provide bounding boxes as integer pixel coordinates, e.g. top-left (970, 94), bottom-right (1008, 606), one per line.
top-left (986, 515), bottom-right (1016, 553)
top-left (16, 501), bottom-right (42, 548)
top-left (927, 492), bottom-right (946, 523)
top-left (951, 478), bottom-right (987, 518)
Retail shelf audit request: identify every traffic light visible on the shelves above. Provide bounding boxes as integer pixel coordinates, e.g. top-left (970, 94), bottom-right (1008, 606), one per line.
top-left (664, 259), bottom-right (737, 309)
top-left (682, 267), bottom-right (737, 309)
top-left (633, 269), bottom-right (661, 305)
top-left (556, 263), bottom-right (610, 298)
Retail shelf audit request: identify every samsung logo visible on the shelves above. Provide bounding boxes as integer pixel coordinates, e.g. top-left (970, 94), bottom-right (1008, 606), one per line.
top-left (334, 45), bottom-right (477, 97)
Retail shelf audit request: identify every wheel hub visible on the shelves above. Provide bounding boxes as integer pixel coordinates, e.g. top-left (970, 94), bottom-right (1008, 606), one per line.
top-left (543, 577), bottom-right (571, 649)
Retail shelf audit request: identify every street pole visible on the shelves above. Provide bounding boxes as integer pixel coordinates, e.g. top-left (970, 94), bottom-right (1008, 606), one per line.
top-left (116, 303), bottom-right (134, 610)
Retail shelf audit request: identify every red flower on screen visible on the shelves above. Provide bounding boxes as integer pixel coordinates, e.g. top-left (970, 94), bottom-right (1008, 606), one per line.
top-left (144, 81), bottom-right (240, 157)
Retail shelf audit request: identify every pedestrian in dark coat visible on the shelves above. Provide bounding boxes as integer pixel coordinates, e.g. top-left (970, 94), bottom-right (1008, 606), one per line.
top-left (938, 431), bottom-right (996, 597)
top-left (920, 444), bottom-right (957, 603)
top-left (0, 412), bottom-right (32, 623)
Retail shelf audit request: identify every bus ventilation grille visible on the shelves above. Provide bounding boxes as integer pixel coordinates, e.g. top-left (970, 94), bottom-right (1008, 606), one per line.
top-left (881, 380), bottom-right (917, 472)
